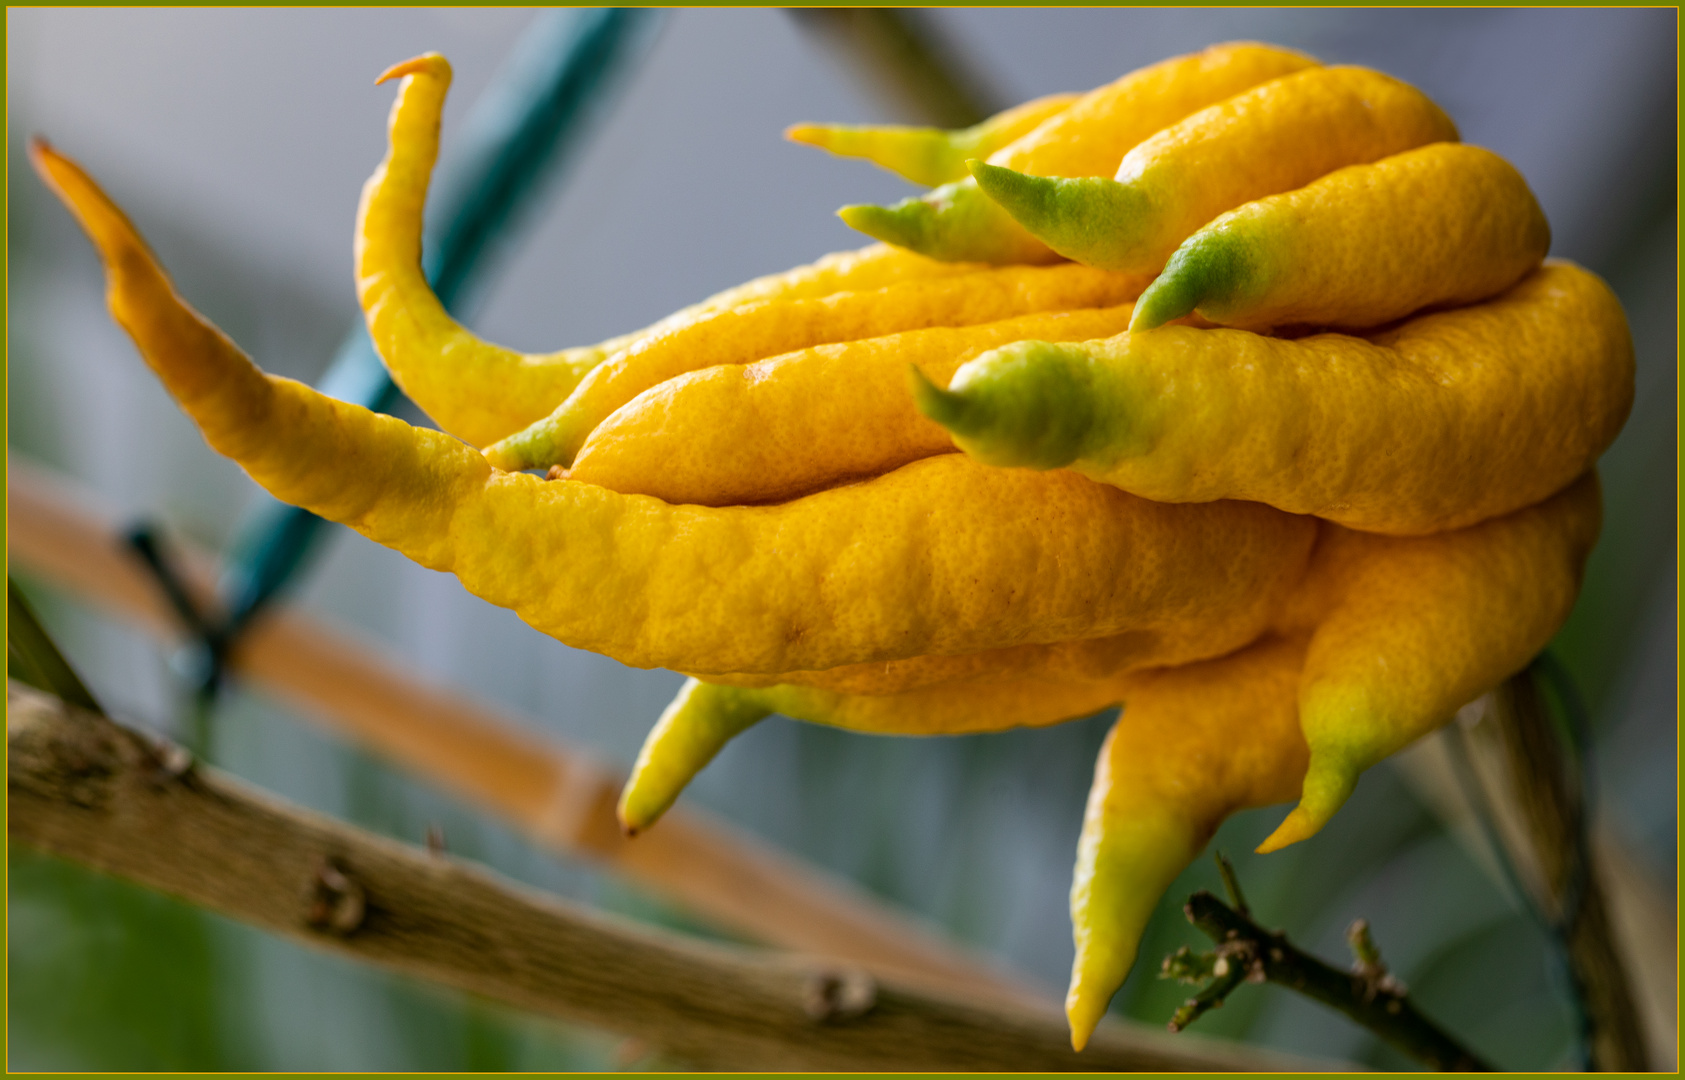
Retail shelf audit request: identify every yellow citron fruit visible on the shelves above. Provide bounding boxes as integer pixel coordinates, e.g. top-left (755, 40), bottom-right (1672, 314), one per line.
top-left (569, 303), bottom-right (1140, 506)
top-left (1066, 633), bottom-right (1309, 1050)
top-left (785, 91), bottom-right (1079, 187)
top-left (35, 137), bottom-right (1317, 679)
top-left (969, 64), bottom-right (1459, 275)
top-left (1259, 471), bottom-right (1602, 853)
top-left (486, 261), bottom-right (1148, 473)
top-left (917, 262), bottom-right (1633, 535)
top-left (837, 41), bottom-right (1319, 265)
top-left (357, 53), bottom-right (992, 449)
top-left (1130, 143), bottom-right (1552, 332)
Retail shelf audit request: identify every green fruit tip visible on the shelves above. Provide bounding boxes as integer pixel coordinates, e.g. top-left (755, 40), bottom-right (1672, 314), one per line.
top-left (965, 160), bottom-right (1062, 225)
top-left (908, 365), bottom-right (976, 433)
top-left (837, 197), bottom-right (928, 247)
top-left (1129, 274), bottom-right (1196, 332)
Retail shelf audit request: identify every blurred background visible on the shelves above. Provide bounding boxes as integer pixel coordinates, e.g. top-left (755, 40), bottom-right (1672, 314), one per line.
top-left (7, 8), bottom-right (1675, 1071)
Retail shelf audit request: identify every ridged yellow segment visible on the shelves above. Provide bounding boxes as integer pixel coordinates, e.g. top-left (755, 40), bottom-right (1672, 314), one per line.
top-left (357, 55), bottom-right (991, 448)
top-left (930, 263), bottom-right (1633, 535)
top-left (785, 92), bottom-right (1078, 187)
top-left (484, 262), bottom-right (1150, 472)
top-left (972, 65), bottom-right (1460, 275)
top-left (570, 304), bottom-right (1140, 506)
top-left (1066, 634), bottom-right (1309, 1050)
top-left (835, 42), bottom-right (1319, 264)
top-left (709, 604), bottom-right (1288, 698)
top-left (38, 139), bottom-right (1318, 679)
top-left (1259, 472), bottom-right (1602, 852)
top-left (1131, 143), bottom-right (1551, 332)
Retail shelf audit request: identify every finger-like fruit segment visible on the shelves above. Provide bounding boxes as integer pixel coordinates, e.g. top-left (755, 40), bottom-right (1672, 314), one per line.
top-left (358, 55), bottom-right (995, 448)
top-left (1067, 634), bottom-right (1309, 1051)
top-left (570, 304), bottom-right (1139, 506)
top-left (836, 42), bottom-right (1319, 264)
top-left (974, 66), bottom-right (1460, 275)
top-left (1131, 144), bottom-right (1550, 332)
top-left (618, 679), bottom-right (772, 834)
top-left (1256, 473), bottom-right (1600, 853)
top-left (920, 263), bottom-right (1632, 535)
top-left (786, 92), bottom-right (1078, 187)
top-left (485, 263), bottom-right (1150, 471)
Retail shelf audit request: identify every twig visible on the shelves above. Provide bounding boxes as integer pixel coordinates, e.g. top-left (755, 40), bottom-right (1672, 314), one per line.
top-left (6, 680), bottom-right (1331, 1073)
top-left (1167, 961), bottom-right (1249, 1034)
top-left (1164, 859), bottom-right (1492, 1071)
top-left (1214, 849), bottom-right (1251, 916)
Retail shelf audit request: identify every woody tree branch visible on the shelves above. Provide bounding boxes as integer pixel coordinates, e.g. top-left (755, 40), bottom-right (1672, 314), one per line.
top-left (7, 680), bottom-right (1334, 1073)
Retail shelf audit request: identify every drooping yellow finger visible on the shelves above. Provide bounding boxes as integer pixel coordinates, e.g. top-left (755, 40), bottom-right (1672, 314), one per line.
top-left (618, 679), bottom-right (774, 834)
top-left (569, 303), bottom-right (1139, 506)
top-left (1131, 143), bottom-right (1551, 332)
top-left (40, 142), bottom-right (1316, 677)
top-left (971, 65), bottom-right (1459, 275)
top-left (918, 262), bottom-right (1633, 535)
top-left (484, 261), bottom-right (1150, 472)
top-left (1067, 634), bottom-right (1309, 1051)
top-left (786, 92), bottom-right (1078, 187)
top-left (357, 54), bottom-right (992, 448)
top-left (1258, 473), bottom-right (1601, 853)
top-left (839, 41), bottom-right (1319, 265)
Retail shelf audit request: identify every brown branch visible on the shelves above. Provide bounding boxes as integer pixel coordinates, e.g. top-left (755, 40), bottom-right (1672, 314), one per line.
top-left (1176, 887), bottom-right (1492, 1072)
top-left (7, 680), bottom-right (1330, 1072)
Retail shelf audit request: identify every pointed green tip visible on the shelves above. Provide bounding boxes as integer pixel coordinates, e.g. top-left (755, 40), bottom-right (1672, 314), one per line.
top-left (483, 426), bottom-right (554, 472)
top-left (837, 197), bottom-right (931, 250)
top-left (967, 161), bottom-right (1149, 272)
top-left (1129, 274), bottom-right (1197, 332)
top-left (907, 364), bottom-right (976, 434)
top-left (966, 159), bottom-right (1063, 228)
top-left (1256, 756), bottom-right (1358, 853)
top-left (1133, 232), bottom-right (1252, 330)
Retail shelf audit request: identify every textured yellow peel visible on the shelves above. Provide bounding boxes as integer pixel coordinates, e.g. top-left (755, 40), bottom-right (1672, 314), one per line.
top-left (1130, 143), bottom-right (1551, 332)
top-left (569, 303), bottom-right (1140, 506)
top-left (925, 263), bottom-right (1632, 535)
